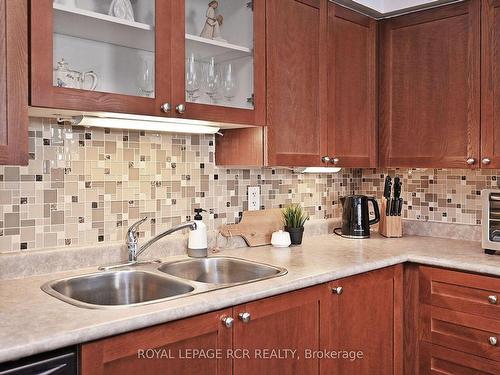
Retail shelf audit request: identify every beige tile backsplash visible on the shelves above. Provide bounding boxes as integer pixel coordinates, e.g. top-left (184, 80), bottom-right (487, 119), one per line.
top-left (0, 118), bottom-right (496, 253)
top-left (0, 118), bottom-right (354, 253)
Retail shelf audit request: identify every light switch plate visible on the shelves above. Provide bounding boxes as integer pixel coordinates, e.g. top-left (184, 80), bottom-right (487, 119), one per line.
top-left (248, 186), bottom-right (261, 211)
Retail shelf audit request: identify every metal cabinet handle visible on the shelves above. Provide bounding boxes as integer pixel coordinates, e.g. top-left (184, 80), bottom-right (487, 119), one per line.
top-left (332, 286), bottom-right (343, 295)
top-left (38, 363), bottom-right (68, 375)
top-left (238, 312), bottom-right (251, 323)
top-left (176, 104), bottom-right (186, 114)
top-left (489, 336), bottom-right (498, 346)
top-left (321, 156), bottom-right (331, 163)
top-left (466, 158), bottom-right (476, 165)
top-left (482, 158), bottom-right (492, 165)
top-left (221, 316), bottom-right (234, 328)
top-left (330, 157), bottom-right (340, 165)
top-left (488, 295), bottom-right (498, 305)
top-left (160, 103), bottom-right (171, 113)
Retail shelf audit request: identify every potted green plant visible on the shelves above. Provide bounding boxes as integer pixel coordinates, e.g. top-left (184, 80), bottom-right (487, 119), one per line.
top-left (282, 204), bottom-right (309, 245)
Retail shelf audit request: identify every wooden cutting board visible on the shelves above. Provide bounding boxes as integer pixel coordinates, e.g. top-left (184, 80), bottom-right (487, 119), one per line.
top-left (219, 209), bottom-right (284, 247)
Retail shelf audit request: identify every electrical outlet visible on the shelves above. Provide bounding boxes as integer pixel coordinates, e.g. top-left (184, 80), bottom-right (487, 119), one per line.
top-left (247, 186), bottom-right (261, 211)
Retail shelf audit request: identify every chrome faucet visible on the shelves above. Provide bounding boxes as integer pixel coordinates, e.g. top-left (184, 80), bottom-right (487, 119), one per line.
top-left (99, 218), bottom-right (197, 271)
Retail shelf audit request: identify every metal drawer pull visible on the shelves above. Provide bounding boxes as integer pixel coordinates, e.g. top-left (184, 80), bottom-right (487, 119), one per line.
top-left (488, 295), bottom-right (497, 304)
top-left (332, 286), bottom-right (343, 295)
top-left (38, 363), bottom-right (68, 375)
top-left (238, 312), bottom-right (251, 323)
top-left (489, 336), bottom-right (498, 346)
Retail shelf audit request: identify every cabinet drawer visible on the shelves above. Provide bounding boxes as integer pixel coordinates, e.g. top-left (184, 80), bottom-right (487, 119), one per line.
top-left (419, 342), bottom-right (500, 374)
top-left (419, 266), bottom-right (500, 320)
top-left (421, 304), bottom-right (500, 362)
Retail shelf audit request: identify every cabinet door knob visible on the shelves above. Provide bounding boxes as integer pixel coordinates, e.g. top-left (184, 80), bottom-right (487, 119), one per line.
top-left (176, 104), bottom-right (186, 114)
top-left (321, 156), bottom-right (331, 163)
top-left (332, 286), bottom-right (343, 295)
top-left (482, 158), bottom-right (492, 165)
top-left (160, 103), bottom-right (171, 113)
top-left (221, 316), bottom-right (234, 328)
top-left (330, 157), bottom-right (340, 165)
top-left (489, 336), bottom-right (498, 346)
top-left (488, 295), bottom-right (498, 304)
top-left (466, 158), bottom-right (476, 165)
top-left (238, 312), bottom-right (251, 323)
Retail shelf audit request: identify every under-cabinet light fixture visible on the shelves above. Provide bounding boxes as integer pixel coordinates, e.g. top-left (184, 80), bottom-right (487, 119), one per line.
top-left (68, 115), bottom-right (220, 134)
top-left (297, 167), bottom-right (342, 173)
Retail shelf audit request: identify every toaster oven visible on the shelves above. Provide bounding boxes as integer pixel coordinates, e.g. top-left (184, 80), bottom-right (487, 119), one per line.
top-left (482, 189), bottom-right (500, 255)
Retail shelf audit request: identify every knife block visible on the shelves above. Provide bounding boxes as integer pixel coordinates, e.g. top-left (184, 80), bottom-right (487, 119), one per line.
top-left (379, 198), bottom-right (403, 238)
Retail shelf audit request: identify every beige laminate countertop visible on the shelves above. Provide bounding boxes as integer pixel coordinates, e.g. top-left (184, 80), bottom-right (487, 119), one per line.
top-left (1, 234), bottom-right (499, 363)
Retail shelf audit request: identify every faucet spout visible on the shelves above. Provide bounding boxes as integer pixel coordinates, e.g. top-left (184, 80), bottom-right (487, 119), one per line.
top-left (134, 222), bottom-right (197, 261)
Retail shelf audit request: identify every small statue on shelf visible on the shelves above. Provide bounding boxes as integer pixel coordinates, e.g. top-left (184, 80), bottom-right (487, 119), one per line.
top-left (108, 0), bottom-right (135, 22)
top-left (200, 1), bottom-right (226, 42)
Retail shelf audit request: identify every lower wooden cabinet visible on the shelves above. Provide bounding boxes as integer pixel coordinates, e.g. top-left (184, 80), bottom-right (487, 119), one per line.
top-left (233, 286), bottom-right (322, 375)
top-left (81, 308), bottom-right (232, 375)
top-left (321, 265), bottom-right (403, 374)
top-left (405, 265), bottom-right (500, 374)
top-left (80, 267), bottom-right (402, 375)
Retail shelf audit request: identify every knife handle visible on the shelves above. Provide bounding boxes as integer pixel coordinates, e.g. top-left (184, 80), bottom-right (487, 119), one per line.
top-left (385, 199), bottom-right (391, 216)
top-left (398, 198), bottom-right (403, 216)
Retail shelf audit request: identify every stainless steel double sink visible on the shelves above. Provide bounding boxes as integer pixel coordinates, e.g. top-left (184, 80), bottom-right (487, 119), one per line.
top-left (41, 257), bottom-right (287, 309)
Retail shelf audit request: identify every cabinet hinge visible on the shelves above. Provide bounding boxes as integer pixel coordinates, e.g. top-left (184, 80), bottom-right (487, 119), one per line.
top-left (247, 94), bottom-right (255, 106)
top-left (246, 1), bottom-right (254, 11)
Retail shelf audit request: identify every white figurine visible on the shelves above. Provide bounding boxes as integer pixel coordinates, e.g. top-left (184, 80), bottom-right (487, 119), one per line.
top-left (109, 0), bottom-right (135, 22)
top-left (200, 1), bottom-right (226, 41)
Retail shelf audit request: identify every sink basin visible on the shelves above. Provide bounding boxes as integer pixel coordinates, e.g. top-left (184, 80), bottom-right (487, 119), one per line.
top-left (158, 257), bottom-right (287, 285)
top-left (41, 270), bottom-right (195, 309)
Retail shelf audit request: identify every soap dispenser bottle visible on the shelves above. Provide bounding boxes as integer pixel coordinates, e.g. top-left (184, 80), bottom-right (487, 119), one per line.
top-left (188, 208), bottom-right (208, 258)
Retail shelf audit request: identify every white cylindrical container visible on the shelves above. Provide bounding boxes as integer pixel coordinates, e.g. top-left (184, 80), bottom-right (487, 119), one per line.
top-left (188, 208), bottom-right (208, 257)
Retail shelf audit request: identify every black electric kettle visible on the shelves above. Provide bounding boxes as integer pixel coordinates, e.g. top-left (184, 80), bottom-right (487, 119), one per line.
top-left (336, 195), bottom-right (380, 239)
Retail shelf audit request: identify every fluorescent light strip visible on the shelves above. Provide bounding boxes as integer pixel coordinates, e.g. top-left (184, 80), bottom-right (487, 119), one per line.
top-left (71, 115), bottom-right (220, 134)
top-left (301, 167), bottom-right (342, 173)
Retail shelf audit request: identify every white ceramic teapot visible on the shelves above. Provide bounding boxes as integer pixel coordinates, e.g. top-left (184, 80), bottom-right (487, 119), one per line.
top-left (54, 59), bottom-right (98, 91)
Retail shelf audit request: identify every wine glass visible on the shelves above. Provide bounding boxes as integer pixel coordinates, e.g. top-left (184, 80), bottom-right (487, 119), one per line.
top-left (185, 53), bottom-right (200, 102)
top-left (138, 57), bottom-right (154, 97)
top-left (222, 63), bottom-right (237, 102)
top-left (203, 57), bottom-right (221, 104)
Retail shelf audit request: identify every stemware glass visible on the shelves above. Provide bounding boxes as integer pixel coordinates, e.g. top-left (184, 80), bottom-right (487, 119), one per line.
top-left (186, 53), bottom-right (201, 102)
top-left (138, 57), bottom-right (154, 97)
top-left (222, 63), bottom-right (237, 102)
top-left (203, 57), bottom-right (221, 104)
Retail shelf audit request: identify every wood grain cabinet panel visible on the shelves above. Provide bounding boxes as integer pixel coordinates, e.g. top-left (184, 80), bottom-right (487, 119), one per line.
top-left (327, 4), bottom-right (377, 168)
top-left (420, 342), bottom-right (500, 374)
top-left (81, 309), bottom-right (232, 375)
top-left (380, 0), bottom-right (481, 169)
top-left (232, 286), bottom-right (323, 375)
top-left (0, 0), bottom-right (28, 165)
top-left (481, 0), bottom-right (500, 168)
top-left (321, 265), bottom-right (403, 375)
top-left (266, 0), bottom-right (327, 167)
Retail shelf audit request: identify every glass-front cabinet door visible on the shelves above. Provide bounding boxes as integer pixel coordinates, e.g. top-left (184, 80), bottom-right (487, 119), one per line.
top-left (30, 0), bottom-right (171, 116)
top-left (171, 0), bottom-right (265, 125)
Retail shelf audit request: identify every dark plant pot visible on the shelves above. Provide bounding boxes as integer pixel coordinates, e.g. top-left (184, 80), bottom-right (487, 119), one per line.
top-left (286, 226), bottom-right (304, 245)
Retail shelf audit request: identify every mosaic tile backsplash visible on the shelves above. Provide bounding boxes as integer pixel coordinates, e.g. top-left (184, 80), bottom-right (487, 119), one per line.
top-left (0, 118), bottom-right (497, 253)
top-left (357, 168), bottom-right (499, 225)
top-left (0, 118), bottom-right (354, 253)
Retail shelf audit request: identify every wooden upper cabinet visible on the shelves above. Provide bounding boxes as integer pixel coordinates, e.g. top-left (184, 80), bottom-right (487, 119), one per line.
top-left (30, 0), bottom-right (172, 116)
top-left (266, 0), bottom-right (327, 167)
top-left (81, 308), bottom-right (232, 375)
top-left (171, 0), bottom-right (266, 126)
top-left (380, 0), bottom-right (481, 169)
top-left (0, 0), bottom-right (28, 165)
top-left (233, 286), bottom-right (322, 375)
top-left (481, 0), bottom-right (500, 168)
top-left (321, 266), bottom-right (403, 375)
top-left (327, 4), bottom-right (377, 168)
